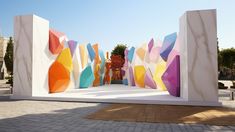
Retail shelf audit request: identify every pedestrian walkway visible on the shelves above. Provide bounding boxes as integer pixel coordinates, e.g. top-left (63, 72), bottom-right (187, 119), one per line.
top-left (0, 100), bottom-right (234, 132)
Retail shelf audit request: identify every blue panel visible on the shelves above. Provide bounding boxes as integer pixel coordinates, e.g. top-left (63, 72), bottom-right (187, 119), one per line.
top-left (128, 47), bottom-right (135, 63)
top-left (160, 32), bottom-right (177, 61)
top-left (99, 49), bottom-right (105, 74)
top-left (87, 43), bottom-right (96, 61)
top-left (100, 74), bottom-right (104, 86)
top-left (122, 79), bottom-right (128, 85)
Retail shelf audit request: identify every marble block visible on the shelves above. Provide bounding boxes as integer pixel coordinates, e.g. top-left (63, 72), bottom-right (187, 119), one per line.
top-left (13, 15), bottom-right (51, 97)
top-left (179, 9), bottom-right (218, 102)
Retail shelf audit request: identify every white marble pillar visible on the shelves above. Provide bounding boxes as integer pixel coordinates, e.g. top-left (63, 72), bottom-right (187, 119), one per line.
top-left (179, 9), bottom-right (218, 103)
top-left (13, 15), bottom-right (50, 98)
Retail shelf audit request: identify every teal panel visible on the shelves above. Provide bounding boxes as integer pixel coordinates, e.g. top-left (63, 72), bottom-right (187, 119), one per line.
top-left (79, 65), bottom-right (95, 88)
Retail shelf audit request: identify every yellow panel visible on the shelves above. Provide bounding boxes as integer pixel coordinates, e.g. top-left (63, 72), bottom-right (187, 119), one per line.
top-left (134, 65), bottom-right (146, 87)
top-left (56, 48), bottom-right (73, 72)
top-left (153, 59), bottom-right (167, 91)
top-left (73, 53), bottom-right (80, 81)
top-left (136, 47), bottom-right (146, 61)
top-left (79, 44), bottom-right (88, 69)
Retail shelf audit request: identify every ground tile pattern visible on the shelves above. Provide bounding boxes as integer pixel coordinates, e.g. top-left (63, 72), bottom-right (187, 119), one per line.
top-left (0, 98), bottom-right (234, 132)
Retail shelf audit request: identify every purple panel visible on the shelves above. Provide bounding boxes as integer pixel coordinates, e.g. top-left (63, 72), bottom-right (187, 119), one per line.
top-left (129, 67), bottom-right (135, 86)
top-left (162, 55), bottom-right (180, 97)
top-left (148, 38), bottom-right (154, 53)
top-left (68, 40), bottom-right (78, 56)
top-left (124, 49), bottom-right (129, 67)
top-left (145, 69), bottom-right (156, 89)
top-left (121, 69), bottom-right (125, 76)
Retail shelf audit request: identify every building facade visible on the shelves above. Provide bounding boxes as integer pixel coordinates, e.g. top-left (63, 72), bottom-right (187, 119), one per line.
top-left (0, 36), bottom-right (9, 79)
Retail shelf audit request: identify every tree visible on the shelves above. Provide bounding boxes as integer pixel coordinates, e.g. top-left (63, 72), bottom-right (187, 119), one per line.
top-left (4, 37), bottom-right (13, 86)
top-left (220, 48), bottom-right (235, 69)
top-left (217, 38), bottom-right (222, 70)
top-left (111, 44), bottom-right (127, 59)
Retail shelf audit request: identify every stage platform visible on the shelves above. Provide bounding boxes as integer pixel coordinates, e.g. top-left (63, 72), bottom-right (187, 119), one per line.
top-left (12, 85), bottom-right (221, 106)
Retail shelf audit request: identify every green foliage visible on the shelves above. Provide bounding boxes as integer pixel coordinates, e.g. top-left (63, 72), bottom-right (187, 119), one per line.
top-left (4, 37), bottom-right (13, 86)
top-left (219, 48), bottom-right (235, 69)
top-left (111, 44), bottom-right (127, 59)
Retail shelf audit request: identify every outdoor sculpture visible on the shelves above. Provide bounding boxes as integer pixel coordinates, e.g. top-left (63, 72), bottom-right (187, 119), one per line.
top-left (47, 27), bottom-right (180, 97)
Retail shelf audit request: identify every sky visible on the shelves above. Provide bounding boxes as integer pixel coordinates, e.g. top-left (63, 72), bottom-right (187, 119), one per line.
top-left (0, 0), bottom-right (234, 52)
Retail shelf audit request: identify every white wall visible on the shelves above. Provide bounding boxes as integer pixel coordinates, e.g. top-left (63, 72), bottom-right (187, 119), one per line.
top-left (32, 15), bottom-right (51, 96)
top-left (13, 15), bottom-right (50, 98)
top-left (179, 9), bottom-right (218, 102)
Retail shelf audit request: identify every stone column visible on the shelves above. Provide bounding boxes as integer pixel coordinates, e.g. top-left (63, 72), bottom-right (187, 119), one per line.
top-left (179, 9), bottom-right (218, 103)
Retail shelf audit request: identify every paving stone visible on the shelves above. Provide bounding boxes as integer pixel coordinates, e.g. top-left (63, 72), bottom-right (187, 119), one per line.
top-left (0, 99), bottom-right (234, 132)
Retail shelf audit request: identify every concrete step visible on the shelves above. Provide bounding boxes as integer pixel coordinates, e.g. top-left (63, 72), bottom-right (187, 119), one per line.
top-left (0, 88), bottom-right (11, 95)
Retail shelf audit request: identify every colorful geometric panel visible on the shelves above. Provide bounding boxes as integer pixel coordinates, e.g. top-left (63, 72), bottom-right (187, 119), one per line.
top-left (99, 49), bottom-right (105, 75)
top-left (149, 47), bottom-right (160, 63)
top-left (145, 50), bottom-right (151, 63)
top-left (167, 49), bottom-right (179, 67)
top-left (49, 61), bottom-right (70, 93)
top-left (123, 49), bottom-right (129, 67)
top-left (73, 53), bottom-right (80, 87)
top-left (148, 38), bottom-right (154, 53)
top-left (49, 29), bottom-right (65, 55)
top-left (128, 47), bottom-right (135, 63)
top-left (145, 69), bottom-right (157, 89)
top-left (79, 65), bottom-right (95, 88)
top-left (56, 48), bottom-right (73, 72)
top-left (79, 44), bottom-right (88, 69)
top-left (122, 79), bottom-right (128, 85)
top-left (153, 59), bottom-right (167, 91)
top-left (68, 40), bottom-right (77, 57)
top-left (134, 65), bottom-right (146, 88)
top-left (92, 44), bottom-right (100, 63)
top-left (162, 55), bottom-right (180, 97)
top-left (129, 67), bottom-right (135, 86)
top-left (93, 64), bottom-right (101, 87)
top-left (160, 32), bottom-right (177, 61)
top-left (136, 45), bottom-right (146, 61)
top-left (87, 43), bottom-right (96, 61)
